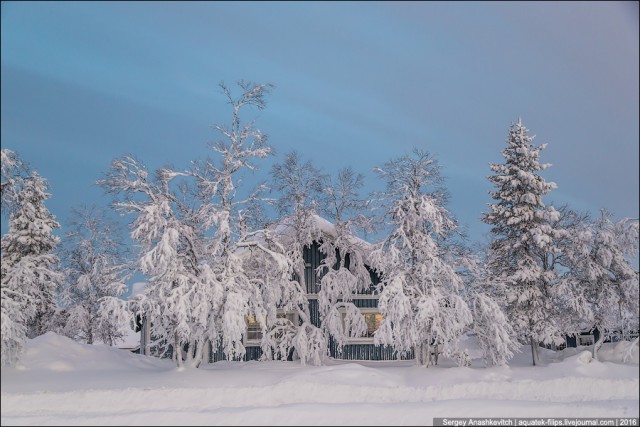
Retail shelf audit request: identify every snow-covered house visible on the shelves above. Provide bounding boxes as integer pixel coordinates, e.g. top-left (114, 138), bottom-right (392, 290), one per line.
top-left (139, 215), bottom-right (412, 362)
top-left (546, 325), bottom-right (640, 351)
top-left (211, 214), bottom-right (412, 362)
top-left (563, 326), bottom-right (639, 349)
top-left (565, 327), bottom-right (600, 349)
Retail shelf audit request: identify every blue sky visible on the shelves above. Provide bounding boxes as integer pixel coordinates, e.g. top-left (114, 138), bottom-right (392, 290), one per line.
top-left (2, 2), bottom-right (638, 248)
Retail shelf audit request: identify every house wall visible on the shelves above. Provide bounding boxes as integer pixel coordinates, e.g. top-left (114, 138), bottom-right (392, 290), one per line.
top-left (565, 327), bottom-right (601, 348)
top-left (303, 241), bottom-right (324, 293)
top-left (142, 239), bottom-right (414, 363)
top-left (210, 342), bottom-right (263, 363)
top-left (330, 340), bottom-right (415, 361)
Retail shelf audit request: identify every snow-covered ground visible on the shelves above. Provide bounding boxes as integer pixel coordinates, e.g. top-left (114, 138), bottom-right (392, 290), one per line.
top-left (1, 332), bottom-right (638, 426)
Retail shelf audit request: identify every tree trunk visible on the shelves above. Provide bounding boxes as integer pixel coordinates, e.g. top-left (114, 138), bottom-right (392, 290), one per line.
top-left (142, 318), bottom-right (151, 356)
top-left (416, 342), bottom-right (425, 367)
top-left (186, 339), bottom-right (204, 368)
top-left (174, 332), bottom-right (184, 368)
top-left (424, 333), bottom-right (432, 368)
top-left (530, 336), bottom-right (539, 366)
top-left (431, 343), bottom-right (439, 366)
top-left (592, 332), bottom-right (605, 361)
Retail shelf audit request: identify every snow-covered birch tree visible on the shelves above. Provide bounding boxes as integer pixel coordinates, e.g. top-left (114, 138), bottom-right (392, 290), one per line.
top-left (100, 154), bottom-right (210, 368)
top-left (317, 167), bottom-right (372, 351)
top-left (370, 149), bottom-right (472, 367)
top-left (562, 210), bottom-right (639, 360)
top-left (100, 81), bottom-right (304, 367)
top-left (271, 151), bottom-right (325, 282)
top-left (546, 206), bottom-right (594, 337)
top-left (1, 151), bottom-right (63, 364)
top-left (187, 81), bottom-right (293, 364)
top-left (59, 207), bottom-right (130, 345)
top-left (461, 253), bottom-right (521, 366)
top-left (482, 118), bottom-right (564, 366)
top-left (269, 151), bottom-right (327, 364)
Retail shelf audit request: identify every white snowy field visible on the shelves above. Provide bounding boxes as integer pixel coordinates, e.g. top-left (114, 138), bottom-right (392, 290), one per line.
top-left (1, 333), bottom-right (638, 426)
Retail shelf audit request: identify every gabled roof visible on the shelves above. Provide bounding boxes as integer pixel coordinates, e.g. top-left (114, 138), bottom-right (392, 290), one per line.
top-left (270, 214), bottom-right (373, 253)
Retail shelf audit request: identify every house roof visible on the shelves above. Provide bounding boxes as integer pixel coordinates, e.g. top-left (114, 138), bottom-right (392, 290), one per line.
top-left (269, 214), bottom-right (373, 253)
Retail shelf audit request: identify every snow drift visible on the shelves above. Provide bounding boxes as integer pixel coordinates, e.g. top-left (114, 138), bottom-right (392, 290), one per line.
top-left (1, 332), bottom-right (638, 426)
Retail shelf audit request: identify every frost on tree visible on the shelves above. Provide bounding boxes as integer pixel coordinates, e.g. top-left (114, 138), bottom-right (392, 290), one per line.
top-left (482, 118), bottom-right (564, 366)
top-left (268, 152), bottom-right (329, 365)
top-left (100, 81), bottom-right (309, 367)
top-left (1, 151), bottom-right (62, 365)
top-left (461, 255), bottom-right (521, 366)
top-left (1, 149), bottom-right (28, 366)
top-left (561, 210), bottom-right (639, 360)
top-left (59, 207), bottom-right (130, 346)
top-left (370, 149), bottom-right (472, 368)
top-left (271, 151), bottom-right (325, 284)
top-left (317, 167), bottom-right (373, 352)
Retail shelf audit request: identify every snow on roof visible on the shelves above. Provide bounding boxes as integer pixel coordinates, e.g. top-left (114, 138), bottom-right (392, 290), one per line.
top-left (235, 214), bottom-right (373, 262)
top-left (270, 214), bottom-right (373, 253)
top-left (129, 282), bottom-right (148, 299)
top-left (114, 327), bottom-right (140, 350)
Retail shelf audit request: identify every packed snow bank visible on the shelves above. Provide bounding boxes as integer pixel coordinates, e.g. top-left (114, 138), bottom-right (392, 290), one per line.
top-left (599, 340), bottom-right (640, 365)
top-left (1, 333), bottom-right (638, 426)
top-left (554, 340), bottom-right (640, 365)
top-left (577, 350), bottom-right (593, 364)
top-left (13, 332), bottom-right (159, 373)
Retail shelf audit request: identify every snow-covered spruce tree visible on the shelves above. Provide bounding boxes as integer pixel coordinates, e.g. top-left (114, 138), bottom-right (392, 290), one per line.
top-left (461, 253), bottom-right (520, 366)
top-left (268, 151), bottom-right (327, 364)
top-left (370, 149), bottom-right (472, 368)
top-left (1, 167), bottom-right (63, 354)
top-left (59, 207), bottom-right (130, 345)
top-left (482, 118), bottom-right (564, 366)
top-left (562, 210), bottom-right (639, 360)
top-left (316, 167), bottom-right (372, 352)
top-left (1, 149), bottom-right (29, 213)
top-left (1, 149), bottom-right (30, 366)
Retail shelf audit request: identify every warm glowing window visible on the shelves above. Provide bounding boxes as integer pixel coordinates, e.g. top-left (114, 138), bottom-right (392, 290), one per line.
top-left (246, 312), bottom-right (296, 343)
top-left (246, 315), bottom-right (262, 341)
top-left (341, 311), bottom-right (383, 339)
top-left (363, 312), bottom-right (383, 338)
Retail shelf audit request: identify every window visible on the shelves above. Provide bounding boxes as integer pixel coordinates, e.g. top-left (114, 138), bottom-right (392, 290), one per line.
top-left (245, 312), bottom-right (296, 345)
top-left (363, 312), bottom-right (383, 338)
top-left (577, 334), bottom-right (594, 346)
top-left (246, 315), bottom-right (262, 341)
top-left (340, 309), bottom-right (383, 342)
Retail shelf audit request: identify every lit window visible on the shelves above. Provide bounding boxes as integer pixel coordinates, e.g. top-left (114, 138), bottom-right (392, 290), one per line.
top-left (246, 315), bottom-right (262, 341)
top-left (246, 312), bottom-right (296, 343)
top-left (363, 312), bottom-right (383, 338)
top-left (341, 311), bottom-right (383, 339)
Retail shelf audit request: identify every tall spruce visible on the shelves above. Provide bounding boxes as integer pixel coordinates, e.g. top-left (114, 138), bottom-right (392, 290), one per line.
top-left (482, 118), bottom-right (563, 366)
top-left (1, 153), bottom-right (63, 365)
